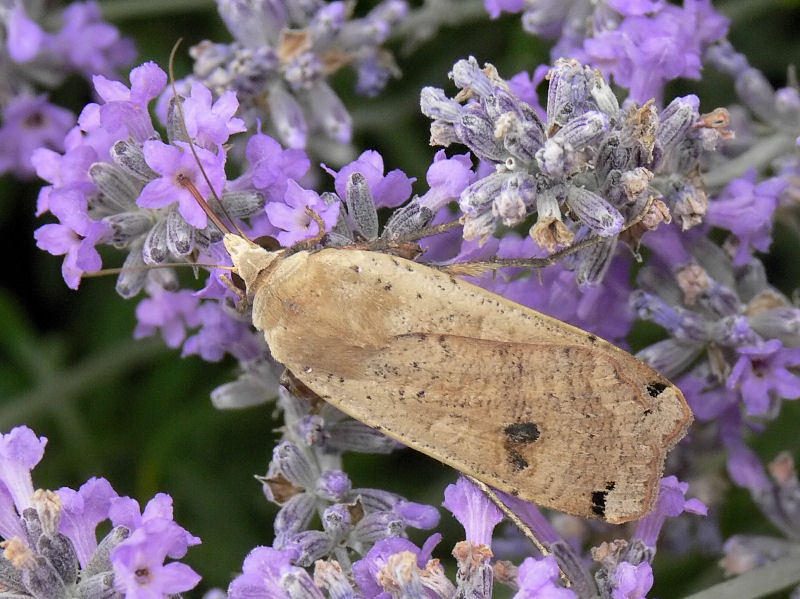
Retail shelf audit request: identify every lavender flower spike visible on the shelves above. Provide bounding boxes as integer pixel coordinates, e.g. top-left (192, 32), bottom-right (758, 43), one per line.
top-left (422, 57), bottom-right (716, 284)
top-left (1, 426), bottom-right (202, 598)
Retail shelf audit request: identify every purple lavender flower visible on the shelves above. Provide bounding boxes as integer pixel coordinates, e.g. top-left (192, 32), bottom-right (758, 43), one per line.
top-left (0, 427), bottom-right (47, 515)
top-left (726, 443), bottom-right (772, 495)
top-left (228, 545), bottom-right (302, 599)
top-left (182, 0), bottom-right (408, 152)
top-left (726, 339), bottom-right (800, 415)
top-left (231, 130), bottom-right (311, 198)
top-left (706, 170), bottom-right (786, 266)
top-left (583, 0), bottom-right (728, 104)
top-left (57, 477), bottom-right (119, 568)
top-left (182, 301), bottom-right (263, 363)
top-left (48, 1), bottom-right (136, 78)
top-left (265, 179), bottom-right (340, 246)
top-left (90, 61), bottom-right (167, 142)
top-left (182, 81), bottom-right (247, 148)
top-left (4, 5), bottom-right (46, 62)
top-left (1, 2), bottom-right (134, 182)
top-left (3, 1), bottom-right (134, 78)
top-left (632, 236), bottom-right (800, 448)
top-left (324, 150), bottom-right (415, 210)
top-left (508, 66), bottom-right (550, 119)
top-left (109, 492), bottom-right (201, 559)
top-left (513, 556), bottom-right (577, 599)
top-left (31, 131), bottom-right (108, 218)
top-left (610, 561), bottom-right (653, 599)
top-left (421, 57), bottom-right (716, 286)
top-left (133, 285), bottom-right (201, 349)
top-left (633, 476), bottom-right (707, 550)
top-left (352, 535), bottom-right (441, 599)
top-left (0, 94), bottom-right (75, 178)
top-left (442, 477), bottom-right (504, 546)
top-left (491, 0), bottom-right (727, 105)
top-left (33, 60), bottom-right (270, 303)
top-left (110, 524), bottom-right (201, 597)
top-left (417, 150), bottom-right (476, 215)
top-left (1, 426), bottom-right (201, 598)
top-left (677, 370), bottom-right (739, 423)
top-left (138, 140), bottom-right (227, 229)
top-left (33, 188), bottom-right (107, 289)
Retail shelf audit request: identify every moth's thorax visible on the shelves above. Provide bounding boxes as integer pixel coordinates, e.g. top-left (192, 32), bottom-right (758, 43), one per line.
top-left (223, 234), bottom-right (281, 292)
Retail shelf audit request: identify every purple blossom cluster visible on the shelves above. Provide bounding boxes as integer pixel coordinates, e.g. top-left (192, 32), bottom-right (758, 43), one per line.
top-left (0, 0), bottom-right (135, 178)
top-left (0, 426), bottom-right (200, 598)
top-left (483, 0), bottom-right (728, 105)
top-left (227, 473), bottom-right (704, 599)
top-left (176, 0), bottom-right (409, 155)
top-left (420, 57), bottom-right (726, 289)
top-left (20, 0), bottom-right (800, 598)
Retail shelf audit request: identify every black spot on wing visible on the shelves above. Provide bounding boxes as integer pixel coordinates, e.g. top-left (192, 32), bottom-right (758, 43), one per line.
top-left (590, 481), bottom-right (616, 518)
top-left (503, 421), bottom-right (540, 473)
top-left (503, 422), bottom-right (540, 444)
top-left (507, 449), bottom-right (529, 472)
top-left (647, 381), bottom-right (668, 397)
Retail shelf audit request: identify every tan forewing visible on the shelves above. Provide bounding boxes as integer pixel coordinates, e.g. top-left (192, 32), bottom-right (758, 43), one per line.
top-left (250, 247), bottom-right (692, 522)
top-left (286, 333), bottom-right (680, 522)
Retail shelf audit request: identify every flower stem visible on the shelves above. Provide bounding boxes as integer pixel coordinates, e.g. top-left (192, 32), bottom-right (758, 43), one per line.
top-left (703, 133), bottom-right (797, 189)
top-left (682, 553), bottom-right (800, 599)
top-left (99, 0), bottom-right (215, 21)
top-left (0, 337), bottom-right (166, 424)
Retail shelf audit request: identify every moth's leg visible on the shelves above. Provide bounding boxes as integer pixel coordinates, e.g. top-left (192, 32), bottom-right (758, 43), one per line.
top-left (218, 274), bottom-right (254, 317)
top-left (289, 208), bottom-right (328, 252)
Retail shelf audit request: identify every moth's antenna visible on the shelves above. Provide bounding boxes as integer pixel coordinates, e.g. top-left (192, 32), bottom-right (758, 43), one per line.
top-left (441, 196), bottom-right (658, 276)
top-left (82, 262), bottom-right (234, 278)
top-left (168, 39), bottom-right (251, 241)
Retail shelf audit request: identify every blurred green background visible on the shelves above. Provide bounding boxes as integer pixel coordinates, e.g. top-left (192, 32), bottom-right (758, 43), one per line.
top-left (1, 0), bottom-right (800, 596)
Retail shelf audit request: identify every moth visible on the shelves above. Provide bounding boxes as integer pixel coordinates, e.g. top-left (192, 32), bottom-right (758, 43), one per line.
top-left (222, 230), bottom-right (693, 524)
top-left (153, 42), bottom-right (691, 522)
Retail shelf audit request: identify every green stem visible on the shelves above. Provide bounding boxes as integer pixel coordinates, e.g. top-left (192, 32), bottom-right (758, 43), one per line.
top-left (0, 337), bottom-right (166, 426)
top-left (703, 133), bottom-right (797, 189)
top-left (718, 0), bottom-right (789, 22)
top-left (392, 0), bottom-right (487, 54)
top-left (99, 0), bottom-right (215, 21)
top-left (683, 553), bottom-right (800, 599)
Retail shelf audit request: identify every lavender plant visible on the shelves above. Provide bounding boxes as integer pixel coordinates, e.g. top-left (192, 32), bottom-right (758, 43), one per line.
top-left (3, 0), bottom-right (800, 597)
top-left (0, 0), bottom-right (135, 178)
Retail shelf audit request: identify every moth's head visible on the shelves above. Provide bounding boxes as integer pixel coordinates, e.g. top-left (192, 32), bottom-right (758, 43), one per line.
top-left (223, 233), bottom-right (281, 292)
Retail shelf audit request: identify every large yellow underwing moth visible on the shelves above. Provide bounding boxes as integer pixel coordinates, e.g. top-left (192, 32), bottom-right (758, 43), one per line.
top-left (223, 233), bottom-right (693, 524)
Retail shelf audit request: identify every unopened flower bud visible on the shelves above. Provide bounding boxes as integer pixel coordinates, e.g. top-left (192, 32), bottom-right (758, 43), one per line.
top-left (283, 567), bottom-right (327, 599)
top-left (352, 511), bottom-right (404, 544)
top-left (283, 531), bottom-right (334, 567)
top-left (420, 87), bottom-right (462, 122)
top-left (273, 441), bottom-right (317, 489)
top-left (456, 112), bottom-right (508, 162)
top-left (450, 57), bottom-right (493, 97)
top-left (565, 186), bottom-right (623, 236)
top-left (275, 493), bottom-right (316, 536)
top-left (321, 504), bottom-right (353, 542)
top-left (346, 172), bottom-right (379, 241)
top-left (656, 96), bottom-right (700, 156)
top-left (166, 207), bottom-right (194, 255)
